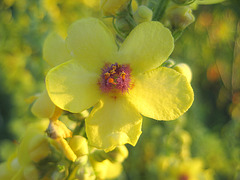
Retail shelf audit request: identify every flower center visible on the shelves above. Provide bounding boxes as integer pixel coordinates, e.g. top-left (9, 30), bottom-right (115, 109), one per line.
top-left (98, 63), bottom-right (132, 94)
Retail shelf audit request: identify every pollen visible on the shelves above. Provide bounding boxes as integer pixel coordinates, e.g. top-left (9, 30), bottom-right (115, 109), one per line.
top-left (98, 63), bottom-right (132, 94)
top-left (121, 71), bottom-right (126, 80)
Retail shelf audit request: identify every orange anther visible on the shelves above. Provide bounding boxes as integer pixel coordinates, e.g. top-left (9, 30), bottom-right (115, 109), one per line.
top-left (104, 72), bottom-right (110, 80)
top-left (108, 78), bottom-right (115, 84)
top-left (121, 71), bottom-right (126, 80)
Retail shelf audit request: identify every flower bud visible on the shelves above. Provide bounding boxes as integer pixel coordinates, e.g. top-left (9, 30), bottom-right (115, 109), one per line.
top-left (115, 18), bottom-right (131, 33)
top-left (23, 164), bottom-right (39, 180)
top-left (28, 134), bottom-right (51, 163)
top-left (133, 5), bottom-right (153, 24)
top-left (162, 59), bottom-right (176, 68)
top-left (90, 149), bottom-right (108, 162)
top-left (106, 145), bottom-right (128, 163)
top-left (101, 0), bottom-right (130, 15)
top-left (69, 136), bottom-right (89, 157)
top-left (46, 120), bottom-right (72, 139)
top-left (173, 63), bottom-right (192, 82)
top-left (167, 6), bottom-right (195, 30)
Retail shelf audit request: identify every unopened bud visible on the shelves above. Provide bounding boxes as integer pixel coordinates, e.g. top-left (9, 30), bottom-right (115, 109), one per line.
top-left (69, 136), bottom-right (88, 157)
top-left (115, 18), bottom-right (131, 33)
top-left (133, 5), bottom-right (153, 24)
top-left (101, 0), bottom-right (130, 15)
top-left (173, 63), bottom-right (192, 82)
top-left (167, 6), bottom-right (195, 30)
top-left (23, 164), bottom-right (39, 180)
top-left (106, 145), bottom-right (128, 163)
top-left (28, 134), bottom-right (51, 163)
top-left (162, 59), bottom-right (176, 68)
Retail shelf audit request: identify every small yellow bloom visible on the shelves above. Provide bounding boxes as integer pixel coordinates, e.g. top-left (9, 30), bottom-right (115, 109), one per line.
top-left (173, 63), bottom-right (192, 83)
top-left (46, 18), bottom-right (194, 151)
top-left (18, 120), bottom-right (49, 167)
top-left (157, 156), bottom-right (213, 180)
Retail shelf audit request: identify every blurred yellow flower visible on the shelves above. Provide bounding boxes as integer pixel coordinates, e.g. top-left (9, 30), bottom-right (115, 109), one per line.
top-left (46, 18), bottom-right (194, 151)
top-left (101, 0), bottom-right (130, 15)
top-left (158, 156), bottom-right (214, 180)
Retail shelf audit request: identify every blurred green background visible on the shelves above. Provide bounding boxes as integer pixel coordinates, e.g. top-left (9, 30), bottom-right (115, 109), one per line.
top-left (0, 0), bottom-right (240, 179)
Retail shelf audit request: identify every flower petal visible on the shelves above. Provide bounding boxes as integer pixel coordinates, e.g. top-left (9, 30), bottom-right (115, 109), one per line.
top-left (43, 33), bottom-right (71, 67)
top-left (127, 67), bottom-right (194, 120)
top-left (86, 96), bottom-right (142, 152)
top-left (119, 21), bottom-right (174, 74)
top-left (46, 60), bottom-right (100, 113)
top-left (31, 89), bottom-right (55, 118)
top-left (66, 18), bottom-right (118, 72)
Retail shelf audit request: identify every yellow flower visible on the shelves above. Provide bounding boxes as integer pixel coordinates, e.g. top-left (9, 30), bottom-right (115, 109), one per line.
top-left (17, 120), bottom-right (49, 167)
top-left (133, 5), bottom-right (153, 24)
top-left (171, 159), bottom-right (214, 180)
top-left (173, 63), bottom-right (192, 83)
top-left (46, 18), bottom-right (194, 151)
top-left (157, 156), bottom-right (213, 180)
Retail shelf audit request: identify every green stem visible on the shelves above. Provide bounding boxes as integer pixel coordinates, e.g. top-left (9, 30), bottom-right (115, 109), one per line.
top-left (152, 0), bottom-right (170, 21)
top-left (112, 17), bottom-right (126, 40)
top-left (66, 161), bottom-right (74, 180)
top-left (125, 0), bottom-right (137, 29)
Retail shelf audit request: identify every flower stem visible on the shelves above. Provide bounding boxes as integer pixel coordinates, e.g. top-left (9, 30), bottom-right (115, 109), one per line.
top-left (152, 0), bottom-right (170, 21)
